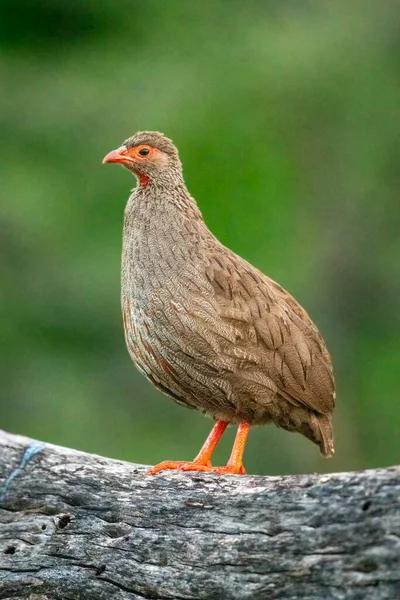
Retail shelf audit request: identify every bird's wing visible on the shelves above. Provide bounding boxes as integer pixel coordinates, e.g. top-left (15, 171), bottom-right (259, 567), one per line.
top-left (201, 246), bottom-right (335, 416)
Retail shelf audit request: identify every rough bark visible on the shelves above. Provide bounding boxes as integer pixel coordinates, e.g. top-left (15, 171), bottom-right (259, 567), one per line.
top-left (0, 430), bottom-right (399, 600)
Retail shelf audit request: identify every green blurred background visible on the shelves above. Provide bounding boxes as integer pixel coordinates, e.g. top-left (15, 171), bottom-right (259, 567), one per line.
top-left (1, 1), bottom-right (399, 475)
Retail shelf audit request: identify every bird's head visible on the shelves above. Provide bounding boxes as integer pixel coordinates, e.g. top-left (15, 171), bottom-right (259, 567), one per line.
top-left (102, 131), bottom-right (182, 187)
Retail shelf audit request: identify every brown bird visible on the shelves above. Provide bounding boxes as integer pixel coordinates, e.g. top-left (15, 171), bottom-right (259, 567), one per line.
top-left (103, 131), bottom-right (335, 475)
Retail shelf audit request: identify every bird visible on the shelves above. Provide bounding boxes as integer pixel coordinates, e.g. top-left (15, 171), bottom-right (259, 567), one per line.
top-left (103, 131), bottom-right (335, 475)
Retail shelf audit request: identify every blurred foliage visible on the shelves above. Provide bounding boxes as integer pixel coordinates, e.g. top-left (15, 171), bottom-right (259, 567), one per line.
top-left (1, 0), bottom-right (399, 475)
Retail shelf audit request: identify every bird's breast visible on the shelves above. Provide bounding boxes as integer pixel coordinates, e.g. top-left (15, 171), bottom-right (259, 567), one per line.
top-left (121, 207), bottom-right (214, 397)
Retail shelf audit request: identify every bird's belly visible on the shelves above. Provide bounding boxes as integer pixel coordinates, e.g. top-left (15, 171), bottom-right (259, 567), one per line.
top-left (122, 295), bottom-right (198, 407)
top-left (122, 296), bottom-right (277, 422)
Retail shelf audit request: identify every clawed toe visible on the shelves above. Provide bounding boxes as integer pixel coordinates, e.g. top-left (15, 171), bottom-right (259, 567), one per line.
top-left (149, 460), bottom-right (246, 475)
top-left (149, 460), bottom-right (213, 475)
top-left (210, 464), bottom-right (246, 475)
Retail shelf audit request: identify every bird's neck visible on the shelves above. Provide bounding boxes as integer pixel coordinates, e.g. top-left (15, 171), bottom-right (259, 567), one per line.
top-left (125, 180), bottom-right (204, 231)
top-left (122, 183), bottom-right (208, 288)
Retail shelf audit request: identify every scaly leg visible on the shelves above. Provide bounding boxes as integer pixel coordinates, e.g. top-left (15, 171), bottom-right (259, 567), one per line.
top-left (149, 421), bottom-right (249, 475)
top-left (149, 420), bottom-right (229, 474)
top-left (209, 422), bottom-right (249, 474)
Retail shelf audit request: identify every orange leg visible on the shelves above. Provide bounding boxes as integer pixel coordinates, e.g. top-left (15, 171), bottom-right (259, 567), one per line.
top-left (192, 420), bottom-right (229, 465)
top-left (149, 420), bottom-right (228, 475)
top-left (216, 422), bottom-right (249, 475)
top-left (149, 421), bottom-right (249, 475)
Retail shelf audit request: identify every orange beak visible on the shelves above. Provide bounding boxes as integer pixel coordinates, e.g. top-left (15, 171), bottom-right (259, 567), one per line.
top-left (102, 146), bottom-right (133, 165)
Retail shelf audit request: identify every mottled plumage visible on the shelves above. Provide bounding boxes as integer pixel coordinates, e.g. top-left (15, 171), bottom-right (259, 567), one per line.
top-left (103, 131), bottom-right (335, 473)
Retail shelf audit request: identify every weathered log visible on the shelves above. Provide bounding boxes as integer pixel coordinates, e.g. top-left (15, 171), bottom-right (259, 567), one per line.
top-left (0, 430), bottom-right (399, 600)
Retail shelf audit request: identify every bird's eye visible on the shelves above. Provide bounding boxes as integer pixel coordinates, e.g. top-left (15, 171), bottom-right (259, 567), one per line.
top-left (138, 148), bottom-right (150, 157)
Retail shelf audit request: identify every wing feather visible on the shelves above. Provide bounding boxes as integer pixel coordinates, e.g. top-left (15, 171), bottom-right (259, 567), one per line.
top-left (204, 248), bottom-right (335, 416)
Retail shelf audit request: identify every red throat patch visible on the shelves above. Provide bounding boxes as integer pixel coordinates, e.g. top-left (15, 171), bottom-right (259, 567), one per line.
top-left (139, 174), bottom-right (150, 187)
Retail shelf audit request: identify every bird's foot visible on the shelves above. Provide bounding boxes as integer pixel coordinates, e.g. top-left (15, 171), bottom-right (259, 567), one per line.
top-left (209, 464), bottom-right (246, 475)
top-left (149, 460), bottom-right (246, 475)
top-left (149, 460), bottom-right (212, 474)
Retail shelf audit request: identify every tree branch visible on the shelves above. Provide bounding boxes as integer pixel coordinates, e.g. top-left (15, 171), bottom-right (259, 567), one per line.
top-left (0, 429), bottom-right (399, 599)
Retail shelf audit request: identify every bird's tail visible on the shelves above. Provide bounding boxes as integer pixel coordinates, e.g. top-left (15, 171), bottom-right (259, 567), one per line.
top-left (311, 413), bottom-right (334, 458)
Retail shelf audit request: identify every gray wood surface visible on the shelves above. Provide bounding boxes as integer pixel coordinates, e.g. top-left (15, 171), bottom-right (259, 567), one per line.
top-left (0, 430), bottom-right (399, 600)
